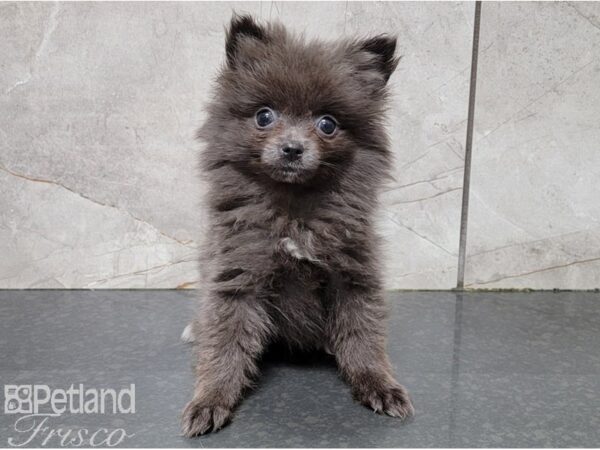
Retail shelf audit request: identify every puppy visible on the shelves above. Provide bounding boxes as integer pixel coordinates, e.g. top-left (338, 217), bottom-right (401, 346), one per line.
top-left (181, 14), bottom-right (413, 437)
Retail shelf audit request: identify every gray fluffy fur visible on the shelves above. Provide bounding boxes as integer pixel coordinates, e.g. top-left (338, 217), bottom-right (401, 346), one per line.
top-left (181, 14), bottom-right (414, 437)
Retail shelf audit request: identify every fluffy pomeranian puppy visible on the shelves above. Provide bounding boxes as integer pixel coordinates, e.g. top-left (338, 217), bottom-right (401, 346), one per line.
top-left (181, 14), bottom-right (414, 437)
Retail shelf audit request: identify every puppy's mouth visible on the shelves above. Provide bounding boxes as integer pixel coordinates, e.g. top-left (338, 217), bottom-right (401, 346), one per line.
top-left (281, 165), bottom-right (299, 175)
top-left (270, 164), bottom-right (309, 183)
top-left (260, 146), bottom-right (319, 184)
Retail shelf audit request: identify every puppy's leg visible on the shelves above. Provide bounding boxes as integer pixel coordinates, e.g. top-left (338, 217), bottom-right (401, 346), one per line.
top-left (181, 295), bottom-right (273, 437)
top-left (329, 287), bottom-right (414, 419)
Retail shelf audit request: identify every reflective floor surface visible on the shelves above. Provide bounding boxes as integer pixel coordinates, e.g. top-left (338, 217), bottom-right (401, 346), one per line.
top-left (1, 290), bottom-right (599, 447)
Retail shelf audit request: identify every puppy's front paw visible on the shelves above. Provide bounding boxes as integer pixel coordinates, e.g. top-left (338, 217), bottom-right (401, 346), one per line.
top-left (352, 373), bottom-right (414, 419)
top-left (181, 399), bottom-right (232, 437)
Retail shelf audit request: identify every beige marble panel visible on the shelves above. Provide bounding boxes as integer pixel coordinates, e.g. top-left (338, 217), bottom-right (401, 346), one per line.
top-left (0, 2), bottom-right (473, 288)
top-left (465, 2), bottom-right (600, 289)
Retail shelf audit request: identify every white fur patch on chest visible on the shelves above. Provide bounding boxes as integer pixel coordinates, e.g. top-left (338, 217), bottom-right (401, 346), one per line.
top-left (279, 237), bottom-right (317, 262)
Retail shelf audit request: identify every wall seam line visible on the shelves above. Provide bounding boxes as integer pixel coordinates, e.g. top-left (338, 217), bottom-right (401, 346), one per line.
top-left (456, 1), bottom-right (482, 289)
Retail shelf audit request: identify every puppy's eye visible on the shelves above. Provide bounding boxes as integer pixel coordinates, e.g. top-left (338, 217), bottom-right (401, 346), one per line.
top-left (255, 108), bottom-right (276, 128)
top-left (316, 116), bottom-right (337, 136)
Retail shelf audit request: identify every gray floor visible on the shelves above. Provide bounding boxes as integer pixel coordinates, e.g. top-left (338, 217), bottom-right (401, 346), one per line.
top-left (1, 291), bottom-right (599, 447)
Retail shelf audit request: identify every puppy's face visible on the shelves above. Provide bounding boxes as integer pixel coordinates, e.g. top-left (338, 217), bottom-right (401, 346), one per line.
top-left (201, 15), bottom-right (399, 185)
top-left (252, 107), bottom-right (338, 184)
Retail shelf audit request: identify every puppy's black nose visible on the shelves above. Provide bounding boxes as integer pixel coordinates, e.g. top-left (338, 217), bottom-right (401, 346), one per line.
top-left (280, 143), bottom-right (304, 161)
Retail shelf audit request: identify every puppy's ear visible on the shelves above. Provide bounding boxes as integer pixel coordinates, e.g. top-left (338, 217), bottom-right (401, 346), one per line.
top-left (225, 14), bottom-right (269, 69)
top-left (349, 35), bottom-right (400, 88)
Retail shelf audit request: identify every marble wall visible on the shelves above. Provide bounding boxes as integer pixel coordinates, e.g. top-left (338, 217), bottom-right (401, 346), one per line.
top-left (465, 2), bottom-right (600, 289)
top-left (1, 2), bottom-right (598, 290)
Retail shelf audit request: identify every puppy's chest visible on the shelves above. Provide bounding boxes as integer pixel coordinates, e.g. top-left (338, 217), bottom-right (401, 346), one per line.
top-left (273, 218), bottom-right (350, 266)
top-left (277, 235), bottom-right (317, 263)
